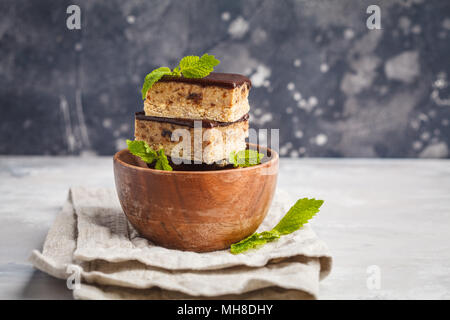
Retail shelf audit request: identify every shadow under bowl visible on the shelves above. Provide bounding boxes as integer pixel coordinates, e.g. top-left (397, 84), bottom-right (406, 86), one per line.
top-left (113, 144), bottom-right (279, 252)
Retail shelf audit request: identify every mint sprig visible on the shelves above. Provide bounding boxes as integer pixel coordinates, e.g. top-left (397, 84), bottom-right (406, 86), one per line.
top-left (230, 198), bottom-right (324, 254)
top-left (126, 140), bottom-right (173, 171)
top-left (141, 67), bottom-right (175, 101)
top-left (229, 149), bottom-right (264, 167)
top-left (178, 54), bottom-right (220, 78)
top-left (141, 53), bottom-right (220, 100)
top-left (154, 148), bottom-right (172, 171)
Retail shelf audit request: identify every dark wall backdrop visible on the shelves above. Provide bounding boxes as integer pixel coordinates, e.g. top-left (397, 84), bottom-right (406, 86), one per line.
top-left (1, 0), bottom-right (450, 157)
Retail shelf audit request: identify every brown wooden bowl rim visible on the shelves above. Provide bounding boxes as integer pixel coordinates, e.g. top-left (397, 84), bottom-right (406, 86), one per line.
top-left (113, 143), bottom-right (279, 175)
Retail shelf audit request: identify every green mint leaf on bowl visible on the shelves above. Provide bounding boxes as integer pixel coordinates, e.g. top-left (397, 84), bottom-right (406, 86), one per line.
top-left (126, 139), bottom-right (158, 163)
top-left (229, 149), bottom-right (264, 167)
top-left (154, 149), bottom-right (173, 171)
top-left (230, 198), bottom-right (324, 254)
top-left (126, 139), bottom-right (173, 171)
top-left (141, 53), bottom-right (220, 100)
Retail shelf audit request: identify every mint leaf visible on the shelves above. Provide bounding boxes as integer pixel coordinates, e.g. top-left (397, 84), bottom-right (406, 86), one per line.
top-left (127, 140), bottom-right (157, 164)
top-left (179, 54), bottom-right (220, 78)
top-left (141, 67), bottom-right (172, 100)
top-left (172, 66), bottom-right (181, 76)
top-left (154, 149), bottom-right (173, 171)
top-left (273, 198), bottom-right (323, 235)
top-left (229, 149), bottom-right (264, 167)
top-left (127, 140), bottom-right (173, 171)
top-left (178, 56), bottom-right (200, 70)
top-left (141, 54), bottom-right (220, 100)
top-left (230, 198), bottom-right (324, 254)
top-left (229, 151), bottom-right (237, 166)
top-left (230, 230), bottom-right (280, 254)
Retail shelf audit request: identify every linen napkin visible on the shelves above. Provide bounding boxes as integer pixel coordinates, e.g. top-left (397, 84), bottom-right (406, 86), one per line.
top-left (30, 186), bottom-right (332, 299)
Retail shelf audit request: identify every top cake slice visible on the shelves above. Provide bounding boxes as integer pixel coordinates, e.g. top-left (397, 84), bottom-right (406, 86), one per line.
top-left (144, 72), bottom-right (251, 122)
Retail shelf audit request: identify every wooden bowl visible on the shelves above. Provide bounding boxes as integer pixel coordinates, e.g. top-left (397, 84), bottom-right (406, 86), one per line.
top-left (113, 145), bottom-right (279, 252)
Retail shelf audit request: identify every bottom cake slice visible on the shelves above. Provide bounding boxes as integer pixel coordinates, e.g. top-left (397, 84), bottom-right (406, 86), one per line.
top-left (134, 112), bottom-right (248, 164)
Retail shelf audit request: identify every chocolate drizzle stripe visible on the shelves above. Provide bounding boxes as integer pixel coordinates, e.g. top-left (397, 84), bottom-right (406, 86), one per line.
top-left (159, 72), bottom-right (251, 89)
top-left (135, 112), bottom-right (249, 128)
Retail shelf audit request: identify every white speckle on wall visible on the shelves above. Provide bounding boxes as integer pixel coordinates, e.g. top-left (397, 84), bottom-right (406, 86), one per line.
top-left (102, 118), bottom-right (112, 128)
top-left (412, 141), bottom-right (423, 150)
top-left (308, 96), bottom-right (318, 107)
top-left (221, 11), bottom-right (230, 21)
top-left (251, 28), bottom-right (267, 44)
top-left (126, 15), bottom-right (136, 24)
top-left (419, 142), bottom-right (449, 158)
top-left (320, 63), bottom-right (329, 73)
top-left (315, 134), bottom-right (328, 146)
top-left (250, 64), bottom-right (271, 88)
top-left (418, 113), bottom-right (429, 122)
top-left (293, 92), bottom-right (301, 101)
top-left (243, 67), bottom-right (252, 75)
top-left (287, 82), bottom-right (295, 91)
top-left (74, 43), bottom-right (83, 51)
top-left (384, 50), bottom-right (420, 83)
top-left (344, 28), bottom-right (355, 39)
top-left (314, 108), bottom-right (323, 116)
top-left (23, 119), bottom-right (32, 129)
top-left (295, 130), bottom-right (303, 138)
top-left (410, 119), bottom-right (420, 130)
top-left (131, 74), bottom-right (140, 84)
top-left (252, 113), bottom-right (273, 126)
top-left (341, 55), bottom-right (381, 95)
top-left (412, 25), bottom-right (421, 34)
top-left (59, 95), bottom-right (76, 153)
top-left (279, 142), bottom-right (293, 156)
top-left (293, 59), bottom-right (302, 67)
top-left (399, 16), bottom-right (411, 34)
top-left (228, 16), bottom-right (249, 39)
top-left (420, 131), bottom-right (431, 141)
top-left (378, 85), bottom-right (389, 95)
top-left (289, 150), bottom-right (299, 158)
top-left (442, 18), bottom-right (450, 30)
top-left (119, 123), bottom-right (130, 132)
top-left (115, 139), bottom-right (127, 151)
top-left (433, 73), bottom-right (447, 89)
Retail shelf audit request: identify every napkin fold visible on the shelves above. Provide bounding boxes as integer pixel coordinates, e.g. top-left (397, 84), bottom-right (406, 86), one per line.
top-left (30, 187), bottom-right (332, 300)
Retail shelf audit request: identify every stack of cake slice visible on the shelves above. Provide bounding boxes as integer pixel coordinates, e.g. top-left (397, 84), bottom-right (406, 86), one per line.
top-left (134, 73), bottom-right (251, 164)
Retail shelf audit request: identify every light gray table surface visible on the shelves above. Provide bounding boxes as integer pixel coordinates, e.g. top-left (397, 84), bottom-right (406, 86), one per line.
top-left (0, 156), bottom-right (449, 300)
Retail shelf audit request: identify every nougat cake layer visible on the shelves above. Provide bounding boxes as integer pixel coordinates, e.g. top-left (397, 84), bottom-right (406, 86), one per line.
top-left (144, 73), bottom-right (251, 122)
top-left (134, 113), bottom-right (248, 164)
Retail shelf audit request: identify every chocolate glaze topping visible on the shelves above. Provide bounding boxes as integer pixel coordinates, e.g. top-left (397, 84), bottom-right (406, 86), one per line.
top-left (135, 111), bottom-right (249, 128)
top-left (159, 72), bottom-right (251, 89)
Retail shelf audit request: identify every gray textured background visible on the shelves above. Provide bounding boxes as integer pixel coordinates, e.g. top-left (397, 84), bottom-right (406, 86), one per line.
top-left (1, 0), bottom-right (449, 157)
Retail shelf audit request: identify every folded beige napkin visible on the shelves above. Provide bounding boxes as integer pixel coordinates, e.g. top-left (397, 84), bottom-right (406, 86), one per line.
top-left (30, 187), bottom-right (332, 300)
